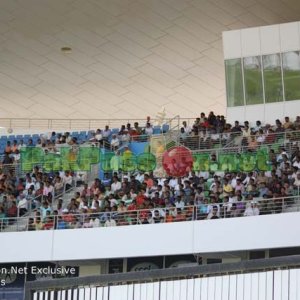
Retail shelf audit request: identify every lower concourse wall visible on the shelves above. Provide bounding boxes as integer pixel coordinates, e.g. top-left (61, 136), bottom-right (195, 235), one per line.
top-left (1, 212), bottom-right (300, 263)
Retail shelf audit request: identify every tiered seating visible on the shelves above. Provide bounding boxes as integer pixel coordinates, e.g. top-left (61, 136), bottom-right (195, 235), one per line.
top-left (0, 113), bottom-right (300, 233)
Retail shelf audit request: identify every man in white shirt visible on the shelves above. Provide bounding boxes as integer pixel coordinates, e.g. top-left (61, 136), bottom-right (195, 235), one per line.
top-left (62, 171), bottom-right (73, 191)
top-left (105, 218), bottom-right (117, 227)
top-left (17, 194), bottom-right (28, 216)
top-left (293, 157), bottom-right (300, 169)
top-left (182, 121), bottom-right (192, 134)
top-left (144, 123), bottom-right (153, 136)
top-left (169, 177), bottom-right (178, 189)
top-left (175, 196), bottom-right (185, 209)
top-left (103, 125), bottom-right (111, 138)
top-left (110, 135), bottom-right (120, 150)
top-left (244, 202), bottom-right (260, 216)
top-left (95, 129), bottom-right (103, 142)
top-left (111, 176), bottom-right (121, 194)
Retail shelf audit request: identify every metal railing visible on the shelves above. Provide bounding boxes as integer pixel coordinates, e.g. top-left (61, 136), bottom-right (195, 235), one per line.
top-left (179, 129), bottom-right (300, 154)
top-left (0, 117), bottom-right (181, 132)
top-left (1, 194), bottom-right (299, 233)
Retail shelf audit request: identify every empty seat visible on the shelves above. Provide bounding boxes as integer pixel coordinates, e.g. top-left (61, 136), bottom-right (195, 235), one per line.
top-left (153, 126), bottom-right (162, 135)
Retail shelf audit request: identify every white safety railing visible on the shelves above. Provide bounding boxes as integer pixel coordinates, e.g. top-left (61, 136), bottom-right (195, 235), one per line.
top-left (0, 117), bottom-right (181, 132)
top-left (1, 194), bottom-right (299, 233)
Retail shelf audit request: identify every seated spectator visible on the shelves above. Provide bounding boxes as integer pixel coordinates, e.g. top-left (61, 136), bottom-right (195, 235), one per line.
top-left (110, 135), bottom-right (120, 151)
top-left (89, 215), bottom-right (100, 228)
top-left (283, 116), bottom-right (293, 130)
top-left (43, 217), bottom-right (54, 230)
top-left (95, 129), bottom-right (103, 142)
top-left (17, 194), bottom-right (28, 216)
top-left (57, 216), bottom-right (68, 229)
top-left (244, 201), bottom-right (260, 216)
top-left (207, 205), bottom-right (219, 219)
top-left (105, 216), bottom-right (117, 227)
top-left (27, 218), bottom-right (36, 231)
top-left (144, 123), bottom-right (153, 136)
top-left (54, 176), bottom-right (64, 195)
top-left (35, 217), bottom-right (44, 230)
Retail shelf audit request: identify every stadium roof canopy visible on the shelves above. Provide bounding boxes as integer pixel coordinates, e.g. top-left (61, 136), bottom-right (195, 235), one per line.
top-left (0, 0), bottom-right (300, 119)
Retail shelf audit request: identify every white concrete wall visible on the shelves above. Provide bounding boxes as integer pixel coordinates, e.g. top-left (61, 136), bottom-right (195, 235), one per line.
top-left (2, 212), bottom-right (300, 263)
top-left (223, 21), bottom-right (300, 124)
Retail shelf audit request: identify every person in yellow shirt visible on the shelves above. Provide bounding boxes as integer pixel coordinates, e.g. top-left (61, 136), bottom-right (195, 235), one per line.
top-left (223, 179), bottom-right (233, 196)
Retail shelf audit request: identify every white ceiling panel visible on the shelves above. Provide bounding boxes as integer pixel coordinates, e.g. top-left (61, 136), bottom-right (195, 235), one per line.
top-left (0, 0), bottom-right (299, 120)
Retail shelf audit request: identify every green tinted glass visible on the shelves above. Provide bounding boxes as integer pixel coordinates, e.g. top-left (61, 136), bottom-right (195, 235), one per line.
top-left (225, 59), bottom-right (244, 107)
top-left (243, 56), bottom-right (264, 105)
top-left (263, 54), bottom-right (283, 103)
top-left (282, 51), bottom-right (300, 101)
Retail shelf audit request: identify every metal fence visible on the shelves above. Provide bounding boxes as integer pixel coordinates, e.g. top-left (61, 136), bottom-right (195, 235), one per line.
top-left (0, 116), bottom-right (181, 132)
top-left (1, 194), bottom-right (299, 233)
top-left (179, 129), bottom-right (300, 153)
top-left (24, 255), bottom-right (300, 299)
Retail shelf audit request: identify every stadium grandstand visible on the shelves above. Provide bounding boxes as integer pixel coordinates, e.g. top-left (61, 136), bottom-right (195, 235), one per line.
top-left (1, 0), bottom-right (300, 300)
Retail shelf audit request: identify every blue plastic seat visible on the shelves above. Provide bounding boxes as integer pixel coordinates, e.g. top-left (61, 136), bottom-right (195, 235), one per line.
top-left (153, 126), bottom-right (162, 135)
top-left (162, 124), bottom-right (169, 133)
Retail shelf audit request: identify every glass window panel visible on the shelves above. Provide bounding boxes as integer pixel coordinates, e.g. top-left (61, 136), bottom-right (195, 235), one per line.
top-left (225, 59), bottom-right (244, 107)
top-left (244, 56), bottom-right (264, 105)
top-left (263, 54), bottom-right (283, 103)
top-left (282, 51), bottom-right (300, 101)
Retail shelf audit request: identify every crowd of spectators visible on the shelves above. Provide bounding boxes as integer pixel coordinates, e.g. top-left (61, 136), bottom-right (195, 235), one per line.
top-left (1, 117), bottom-right (157, 164)
top-left (179, 114), bottom-right (300, 150)
top-left (0, 166), bottom-right (79, 223)
top-left (15, 142), bottom-right (300, 231)
top-left (0, 113), bottom-right (300, 231)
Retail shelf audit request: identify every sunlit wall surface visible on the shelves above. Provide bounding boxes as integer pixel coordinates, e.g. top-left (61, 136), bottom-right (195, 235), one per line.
top-left (225, 51), bottom-right (300, 107)
top-left (32, 268), bottom-right (300, 300)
